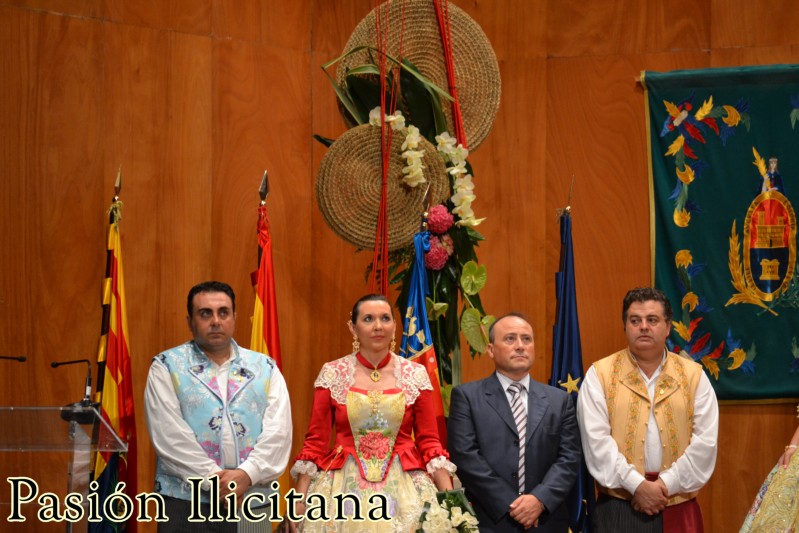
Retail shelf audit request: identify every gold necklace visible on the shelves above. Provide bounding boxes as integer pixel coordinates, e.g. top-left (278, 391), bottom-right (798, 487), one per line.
top-left (356, 352), bottom-right (391, 382)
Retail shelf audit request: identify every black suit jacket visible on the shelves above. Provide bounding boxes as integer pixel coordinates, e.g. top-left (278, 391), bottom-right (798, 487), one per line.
top-left (448, 374), bottom-right (581, 532)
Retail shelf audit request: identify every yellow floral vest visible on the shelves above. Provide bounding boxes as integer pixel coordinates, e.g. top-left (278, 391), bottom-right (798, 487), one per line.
top-left (593, 349), bottom-right (703, 506)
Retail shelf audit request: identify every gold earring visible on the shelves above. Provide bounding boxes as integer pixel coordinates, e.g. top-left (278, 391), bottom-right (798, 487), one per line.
top-left (390, 338), bottom-right (397, 353)
top-left (352, 335), bottom-right (360, 353)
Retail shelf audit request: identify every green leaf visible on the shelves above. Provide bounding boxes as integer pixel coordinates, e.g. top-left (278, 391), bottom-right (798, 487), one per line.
top-left (344, 74), bottom-right (383, 124)
top-left (426, 297), bottom-right (449, 321)
top-left (439, 383), bottom-right (452, 416)
top-left (460, 308), bottom-right (489, 353)
top-left (399, 66), bottom-right (438, 141)
top-left (346, 64), bottom-right (380, 76)
top-left (400, 57), bottom-right (453, 102)
top-left (465, 227), bottom-right (485, 242)
top-left (429, 85), bottom-right (448, 139)
top-left (460, 261), bottom-right (487, 295)
top-left (321, 67), bottom-right (364, 125)
top-left (312, 134), bottom-right (335, 148)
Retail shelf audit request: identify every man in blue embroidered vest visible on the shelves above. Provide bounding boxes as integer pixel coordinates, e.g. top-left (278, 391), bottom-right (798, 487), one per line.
top-left (577, 287), bottom-right (718, 532)
top-left (145, 281), bottom-right (292, 532)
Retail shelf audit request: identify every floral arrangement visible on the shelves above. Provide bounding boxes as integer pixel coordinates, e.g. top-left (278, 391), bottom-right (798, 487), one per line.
top-left (318, 47), bottom-right (493, 390)
top-left (417, 489), bottom-right (479, 533)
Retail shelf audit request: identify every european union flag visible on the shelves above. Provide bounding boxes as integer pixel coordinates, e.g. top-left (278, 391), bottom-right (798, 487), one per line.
top-left (401, 231), bottom-right (447, 442)
top-left (550, 210), bottom-right (595, 532)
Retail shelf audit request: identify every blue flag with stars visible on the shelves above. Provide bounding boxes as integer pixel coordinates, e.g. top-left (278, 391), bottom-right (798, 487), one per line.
top-left (550, 210), bottom-right (595, 532)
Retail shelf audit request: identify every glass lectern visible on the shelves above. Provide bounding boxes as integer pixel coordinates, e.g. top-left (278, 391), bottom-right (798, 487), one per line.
top-left (0, 406), bottom-right (127, 533)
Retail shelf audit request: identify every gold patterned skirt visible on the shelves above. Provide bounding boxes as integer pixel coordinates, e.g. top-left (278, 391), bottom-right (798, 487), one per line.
top-left (741, 451), bottom-right (799, 532)
top-left (298, 455), bottom-right (438, 533)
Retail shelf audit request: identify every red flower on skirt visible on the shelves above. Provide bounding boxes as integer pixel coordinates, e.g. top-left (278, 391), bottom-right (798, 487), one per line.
top-left (358, 432), bottom-right (390, 460)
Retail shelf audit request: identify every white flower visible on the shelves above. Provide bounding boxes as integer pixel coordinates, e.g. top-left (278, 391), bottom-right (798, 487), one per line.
top-left (435, 131), bottom-right (457, 150)
top-left (450, 506), bottom-right (478, 529)
top-left (458, 215), bottom-right (485, 228)
top-left (451, 190), bottom-right (475, 207)
top-left (449, 145), bottom-right (469, 165)
top-left (402, 125), bottom-right (421, 151)
top-left (451, 173), bottom-right (483, 227)
top-left (448, 161), bottom-right (468, 177)
top-left (368, 109), bottom-right (425, 188)
top-left (453, 174), bottom-right (475, 192)
top-left (402, 149), bottom-right (425, 160)
top-left (422, 502), bottom-right (451, 532)
top-left (386, 110), bottom-right (406, 131)
top-left (368, 107), bottom-right (382, 126)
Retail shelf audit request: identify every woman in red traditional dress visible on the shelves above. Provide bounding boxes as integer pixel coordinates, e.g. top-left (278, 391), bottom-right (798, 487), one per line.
top-left (289, 294), bottom-right (455, 532)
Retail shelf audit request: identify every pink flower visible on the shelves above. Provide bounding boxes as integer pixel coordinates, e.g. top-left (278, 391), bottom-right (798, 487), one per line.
top-left (425, 236), bottom-right (450, 271)
top-left (427, 204), bottom-right (454, 234)
top-left (359, 432), bottom-right (390, 460)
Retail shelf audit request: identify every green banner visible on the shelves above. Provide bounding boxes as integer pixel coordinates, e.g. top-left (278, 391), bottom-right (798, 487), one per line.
top-left (644, 65), bottom-right (799, 401)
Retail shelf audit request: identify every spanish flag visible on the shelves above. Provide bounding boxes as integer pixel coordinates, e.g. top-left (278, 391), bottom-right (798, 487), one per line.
top-left (91, 193), bottom-right (137, 532)
top-left (251, 203), bottom-right (282, 368)
top-left (250, 201), bottom-right (288, 521)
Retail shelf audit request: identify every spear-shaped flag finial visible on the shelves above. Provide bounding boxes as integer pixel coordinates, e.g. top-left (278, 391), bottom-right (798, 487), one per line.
top-left (114, 165), bottom-right (122, 199)
top-left (259, 170), bottom-right (269, 205)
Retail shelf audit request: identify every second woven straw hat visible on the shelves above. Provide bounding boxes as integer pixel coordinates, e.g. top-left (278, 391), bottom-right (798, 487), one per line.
top-left (316, 124), bottom-right (450, 251)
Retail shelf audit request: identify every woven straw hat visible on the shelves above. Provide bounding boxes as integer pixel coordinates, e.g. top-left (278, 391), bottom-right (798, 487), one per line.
top-left (336, 0), bottom-right (500, 151)
top-left (316, 124), bottom-right (450, 251)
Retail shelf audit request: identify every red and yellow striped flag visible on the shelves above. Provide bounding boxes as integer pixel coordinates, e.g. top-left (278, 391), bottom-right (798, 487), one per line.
top-left (91, 196), bottom-right (137, 532)
top-left (251, 203), bottom-right (282, 368)
top-left (250, 202), bottom-right (289, 521)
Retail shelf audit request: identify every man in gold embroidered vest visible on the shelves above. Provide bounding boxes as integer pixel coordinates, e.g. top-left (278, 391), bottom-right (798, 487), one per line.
top-left (576, 287), bottom-right (718, 532)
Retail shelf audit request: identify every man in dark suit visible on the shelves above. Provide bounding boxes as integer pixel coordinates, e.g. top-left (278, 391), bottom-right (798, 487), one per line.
top-left (448, 313), bottom-right (581, 532)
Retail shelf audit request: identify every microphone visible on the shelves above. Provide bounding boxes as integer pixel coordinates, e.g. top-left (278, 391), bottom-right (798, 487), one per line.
top-left (51, 359), bottom-right (93, 404)
top-left (50, 359), bottom-right (98, 424)
top-left (0, 356), bottom-right (26, 362)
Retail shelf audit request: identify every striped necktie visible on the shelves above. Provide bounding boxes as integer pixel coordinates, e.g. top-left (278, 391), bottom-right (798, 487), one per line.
top-left (508, 381), bottom-right (526, 493)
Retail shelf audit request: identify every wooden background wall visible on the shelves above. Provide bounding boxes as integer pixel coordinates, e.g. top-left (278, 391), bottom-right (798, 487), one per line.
top-left (2, 0), bottom-right (798, 530)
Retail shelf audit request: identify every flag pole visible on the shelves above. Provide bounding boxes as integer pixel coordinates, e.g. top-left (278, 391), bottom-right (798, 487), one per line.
top-left (258, 169), bottom-right (269, 265)
top-left (92, 165), bottom-right (138, 533)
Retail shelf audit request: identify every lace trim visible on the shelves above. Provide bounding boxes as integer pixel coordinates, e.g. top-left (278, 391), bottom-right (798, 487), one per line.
top-left (398, 356), bottom-right (432, 406)
top-left (289, 460), bottom-right (318, 480)
top-left (426, 455), bottom-right (457, 475)
top-left (313, 355), bottom-right (357, 404)
top-left (313, 354), bottom-right (433, 407)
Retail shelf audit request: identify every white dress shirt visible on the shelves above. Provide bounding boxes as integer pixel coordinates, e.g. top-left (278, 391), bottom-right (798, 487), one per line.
top-left (145, 348), bottom-right (292, 487)
top-left (576, 353), bottom-right (718, 497)
top-left (495, 371), bottom-right (530, 416)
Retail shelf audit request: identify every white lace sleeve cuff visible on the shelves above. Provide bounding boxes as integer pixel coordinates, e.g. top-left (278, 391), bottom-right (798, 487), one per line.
top-left (426, 455), bottom-right (457, 475)
top-left (290, 460), bottom-right (318, 480)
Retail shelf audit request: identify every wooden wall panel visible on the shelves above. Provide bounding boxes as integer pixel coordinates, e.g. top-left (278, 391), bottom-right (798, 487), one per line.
top-left (456, 0), bottom-right (546, 61)
top-left (0, 6), bottom-right (104, 524)
top-left (0, 7), bottom-right (105, 404)
top-left (103, 0), bottom-right (211, 35)
top-left (102, 22), bottom-right (213, 501)
top-left (212, 37), bottom-right (314, 461)
top-left (211, 0), bottom-right (310, 50)
top-left (3, 1), bottom-right (799, 531)
top-left (0, 0), bottom-right (101, 17)
top-left (548, 0), bottom-right (710, 58)
top-left (460, 55), bottom-right (549, 384)
top-left (711, 0), bottom-right (799, 49)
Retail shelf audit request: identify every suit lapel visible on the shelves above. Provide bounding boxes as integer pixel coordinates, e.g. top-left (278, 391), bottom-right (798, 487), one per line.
top-left (484, 375), bottom-right (519, 436)
top-left (526, 381), bottom-right (549, 443)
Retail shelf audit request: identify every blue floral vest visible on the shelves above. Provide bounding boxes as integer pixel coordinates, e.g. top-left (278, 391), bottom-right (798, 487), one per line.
top-left (152, 340), bottom-right (275, 501)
